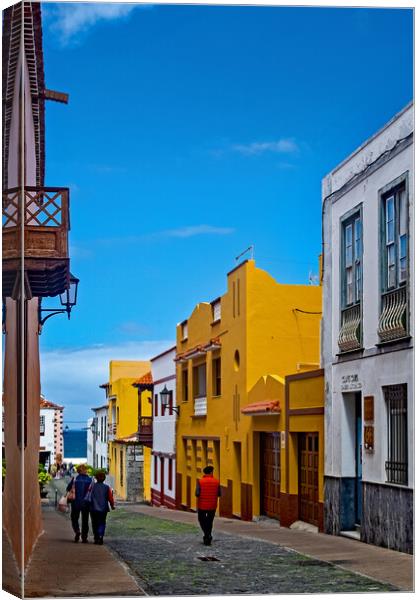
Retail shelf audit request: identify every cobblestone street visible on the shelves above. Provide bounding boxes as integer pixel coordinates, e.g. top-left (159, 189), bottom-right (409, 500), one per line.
top-left (105, 509), bottom-right (397, 596)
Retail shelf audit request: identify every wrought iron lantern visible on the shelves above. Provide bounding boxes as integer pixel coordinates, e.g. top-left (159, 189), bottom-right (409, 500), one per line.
top-left (160, 385), bottom-right (179, 415)
top-left (38, 273), bottom-right (79, 330)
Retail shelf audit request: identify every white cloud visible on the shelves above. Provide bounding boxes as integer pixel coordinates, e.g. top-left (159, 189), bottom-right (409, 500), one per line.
top-left (117, 321), bottom-right (149, 334)
top-left (40, 340), bottom-right (172, 424)
top-left (72, 224), bottom-right (235, 251)
top-left (160, 225), bottom-right (235, 238)
top-left (231, 138), bottom-right (299, 156)
top-left (47, 3), bottom-right (146, 44)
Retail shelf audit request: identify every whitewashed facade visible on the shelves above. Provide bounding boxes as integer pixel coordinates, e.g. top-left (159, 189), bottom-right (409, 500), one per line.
top-left (89, 405), bottom-right (108, 470)
top-left (40, 397), bottom-right (64, 468)
top-left (151, 346), bottom-right (177, 508)
top-left (322, 103), bottom-right (413, 553)
top-left (87, 418), bottom-right (94, 466)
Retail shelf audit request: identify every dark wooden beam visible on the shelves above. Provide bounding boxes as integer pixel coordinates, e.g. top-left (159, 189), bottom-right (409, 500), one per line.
top-left (44, 89), bottom-right (69, 104)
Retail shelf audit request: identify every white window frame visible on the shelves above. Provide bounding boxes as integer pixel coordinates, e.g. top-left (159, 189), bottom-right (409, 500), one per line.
top-left (341, 209), bottom-right (362, 308)
top-left (382, 184), bottom-right (408, 292)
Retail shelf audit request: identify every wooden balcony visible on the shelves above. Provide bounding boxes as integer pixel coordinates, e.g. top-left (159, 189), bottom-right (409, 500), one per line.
top-left (2, 187), bottom-right (70, 298)
top-left (378, 287), bottom-right (408, 342)
top-left (338, 304), bottom-right (362, 352)
top-left (137, 416), bottom-right (153, 447)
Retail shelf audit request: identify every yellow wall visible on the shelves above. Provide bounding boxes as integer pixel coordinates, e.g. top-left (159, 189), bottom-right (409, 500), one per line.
top-left (106, 361), bottom-right (151, 500)
top-left (286, 371), bottom-right (324, 503)
top-left (176, 259), bottom-right (322, 518)
top-left (143, 446), bottom-right (151, 502)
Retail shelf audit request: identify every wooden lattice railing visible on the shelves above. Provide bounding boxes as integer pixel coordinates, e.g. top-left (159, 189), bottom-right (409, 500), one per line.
top-left (338, 304), bottom-right (362, 352)
top-left (2, 187), bottom-right (69, 228)
top-left (378, 287), bottom-right (407, 342)
top-left (2, 187), bottom-right (69, 260)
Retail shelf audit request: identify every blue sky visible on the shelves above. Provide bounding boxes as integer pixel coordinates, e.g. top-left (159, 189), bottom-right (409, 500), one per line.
top-left (38, 2), bottom-right (413, 427)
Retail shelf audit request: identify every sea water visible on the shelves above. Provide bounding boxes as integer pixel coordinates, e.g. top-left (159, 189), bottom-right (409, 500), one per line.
top-left (63, 429), bottom-right (87, 460)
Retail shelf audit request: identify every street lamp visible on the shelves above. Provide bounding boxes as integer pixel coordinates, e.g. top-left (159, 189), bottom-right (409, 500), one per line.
top-left (160, 385), bottom-right (179, 415)
top-left (38, 273), bottom-right (79, 330)
top-left (59, 273), bottom-right (79, 318)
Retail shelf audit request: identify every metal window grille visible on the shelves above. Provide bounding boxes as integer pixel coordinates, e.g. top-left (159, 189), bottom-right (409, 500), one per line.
top-left (385, 384), bottom-right (408, 485)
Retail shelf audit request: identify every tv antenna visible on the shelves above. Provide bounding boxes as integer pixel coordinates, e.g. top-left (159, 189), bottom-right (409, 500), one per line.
top-left (235, 245), bottom-right (254, 262)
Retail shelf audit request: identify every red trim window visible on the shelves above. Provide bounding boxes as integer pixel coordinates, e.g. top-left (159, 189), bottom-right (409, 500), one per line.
top-left (168, 390), bottom-right (173, 416)
top-left (154, 394), bottom-right (158, 417)
top-left (168, 458), bottom-right (173, 490)
top-left (154, 455), bottom-right (158, 484)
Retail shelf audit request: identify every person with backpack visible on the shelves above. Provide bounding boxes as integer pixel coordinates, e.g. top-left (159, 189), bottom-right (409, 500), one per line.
top-left (89, 471), bottom-right (115, 544)
top-left (195, 465), bottom-right (221, 546)
top-left (66, 464), bottom-right (92, 543)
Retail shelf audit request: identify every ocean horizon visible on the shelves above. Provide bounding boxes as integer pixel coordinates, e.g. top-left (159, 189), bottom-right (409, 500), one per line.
top-left (63, 429), bottom-right (87, 460)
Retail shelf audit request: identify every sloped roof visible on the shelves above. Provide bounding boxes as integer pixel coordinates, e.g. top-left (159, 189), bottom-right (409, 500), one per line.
top-left (133, 371), bottom-right (153, 385)
top-left (175, 337), bottom-right (221, 362)
top-left (241, 400), bottom-right (280, 415)
top-left (40, 397), bottom-right (64, 410)
top-left (114, 432), bottom-right (138, 444)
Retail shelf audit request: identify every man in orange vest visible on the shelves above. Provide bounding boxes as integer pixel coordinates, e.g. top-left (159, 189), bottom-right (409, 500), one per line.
top-left (195, 465), bottom-right (221, 546)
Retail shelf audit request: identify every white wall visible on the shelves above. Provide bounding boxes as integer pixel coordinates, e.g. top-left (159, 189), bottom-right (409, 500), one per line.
top-left (322, 103), bottom-right (414, 488)
top-left (87, 418), bottom-right (94, 466)
top-left (93, 407), bottom-right (108, 470)
top-left (40, 408), bottom-right (55, 462)
top-left (151, 347), bottom-right (176, 499)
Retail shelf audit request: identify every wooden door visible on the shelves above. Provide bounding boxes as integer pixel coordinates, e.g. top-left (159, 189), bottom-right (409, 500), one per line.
top-left (298, 433), bottom-right (319, 526)
top-left (261, 433), bottom-right (281, 519)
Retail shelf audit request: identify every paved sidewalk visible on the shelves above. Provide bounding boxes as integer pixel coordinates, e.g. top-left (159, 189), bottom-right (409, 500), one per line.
top-left (125, 503), bottom-right (414, 592)
top-left (23, 507), bottom-right (144, 597)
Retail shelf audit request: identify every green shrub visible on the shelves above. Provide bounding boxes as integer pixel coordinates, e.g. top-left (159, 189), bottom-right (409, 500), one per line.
top-left (38, 470), bottom-right (52, 486)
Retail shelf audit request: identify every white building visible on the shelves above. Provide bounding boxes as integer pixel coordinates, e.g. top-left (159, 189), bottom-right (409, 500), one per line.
top-left (87, 417), bottom-right (94, 466)
top-left (321, 103), bottom-right (413, 553)
top-left (151, 346), bottom-right (177, 508)
top-left (89, 405), bottom-right (108, 470)
top-left (40, 397), bottom-right (64, 468)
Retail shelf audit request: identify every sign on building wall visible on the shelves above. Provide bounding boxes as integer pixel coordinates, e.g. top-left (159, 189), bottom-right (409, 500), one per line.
top-left (341, 374), bottom-right (362, 392)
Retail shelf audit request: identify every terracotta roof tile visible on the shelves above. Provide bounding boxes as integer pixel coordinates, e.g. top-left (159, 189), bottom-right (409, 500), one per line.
top-left (241, 400), bottom-right (280, 415)
top-left (40, 398), bottom-right (64, 410)
top-left (133, 371), bottom-right (153, 385)
top-left (115, 432), bottom-right (138, 443)
top-left (175, 338), bottom-right (221, 362)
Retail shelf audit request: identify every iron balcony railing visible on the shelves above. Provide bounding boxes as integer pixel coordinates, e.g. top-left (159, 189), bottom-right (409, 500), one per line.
top-left (378, 286), bottom-right (408, 342)
top-left (338, 304), bottom-right (362, 352)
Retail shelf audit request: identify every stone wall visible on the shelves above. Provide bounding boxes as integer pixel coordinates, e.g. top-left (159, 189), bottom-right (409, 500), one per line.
top-left (361, 482), bottom-right (413, 554)
top-left (126, 445), bottom-right (144, 502)
top-left (323, 476), bottom-right (341, 535)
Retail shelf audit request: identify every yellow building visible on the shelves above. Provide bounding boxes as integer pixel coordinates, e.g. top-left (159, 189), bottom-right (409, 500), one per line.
top-left (175, 259), bottom-right (323, 527)
top-left (101, 360), bottom-right (152, 502)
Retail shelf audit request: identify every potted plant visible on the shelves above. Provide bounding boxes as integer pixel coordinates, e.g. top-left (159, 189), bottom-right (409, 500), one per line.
top-left (38, 465), bottom-right (52, 498)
